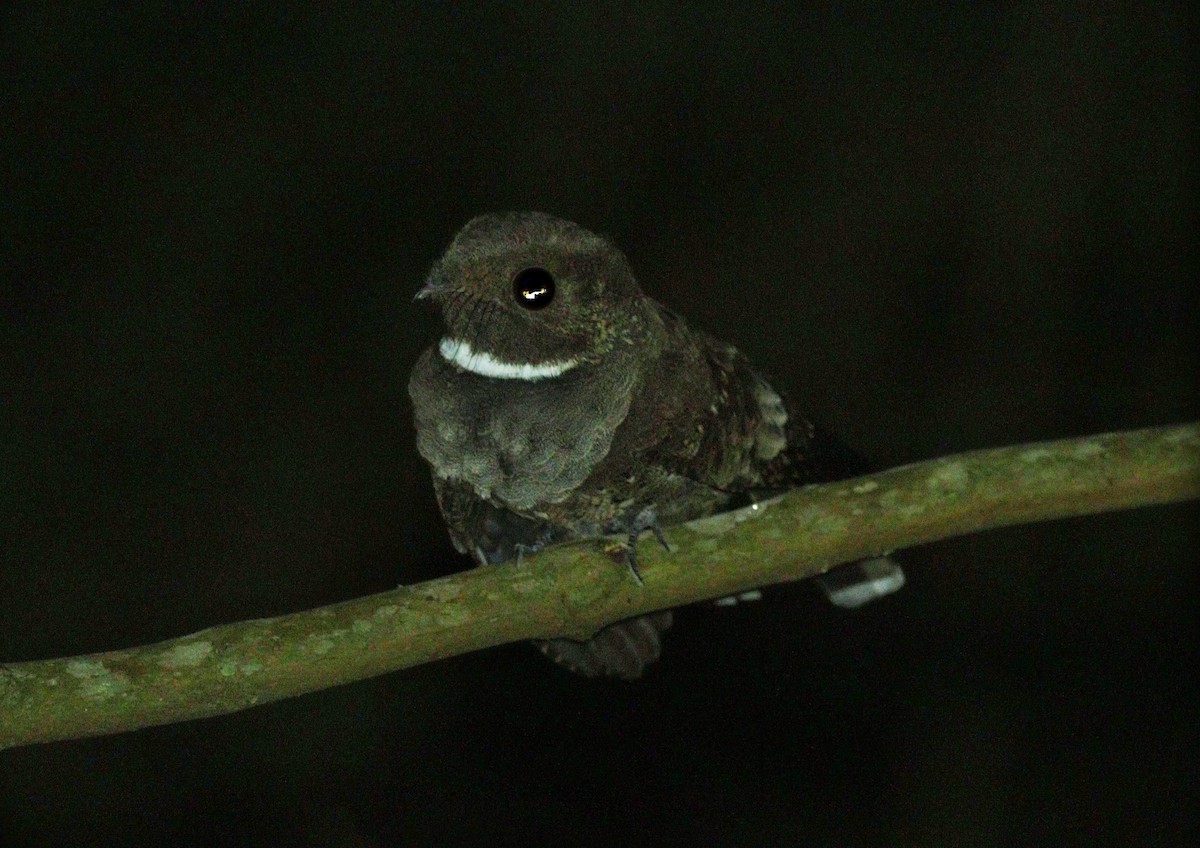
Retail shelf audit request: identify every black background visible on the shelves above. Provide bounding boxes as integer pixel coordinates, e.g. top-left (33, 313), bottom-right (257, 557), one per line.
top-left (2, 4), bottom-right (1197, 846)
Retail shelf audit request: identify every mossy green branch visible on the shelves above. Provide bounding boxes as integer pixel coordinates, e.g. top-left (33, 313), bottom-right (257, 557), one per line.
top-left (3, 423), bottom-right (1198, 750)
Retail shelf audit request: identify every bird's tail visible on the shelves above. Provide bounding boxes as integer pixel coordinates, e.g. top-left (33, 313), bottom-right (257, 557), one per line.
top-left (534, 612), bottom-right (674, 680)
top-left (815, 555), bottom-right (905, 608)
top-left (533, 557), bottom-right (903, 679)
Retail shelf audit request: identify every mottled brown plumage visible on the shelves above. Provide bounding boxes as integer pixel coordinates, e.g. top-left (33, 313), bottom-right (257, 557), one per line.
top-left (409, 212), bottom-right (902, 679)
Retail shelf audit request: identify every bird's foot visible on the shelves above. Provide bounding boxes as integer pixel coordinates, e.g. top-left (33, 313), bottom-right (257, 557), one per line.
top-left (617, 507), bottom-right (671, 585)
top-left (512, 527), bottom-right (557, 568)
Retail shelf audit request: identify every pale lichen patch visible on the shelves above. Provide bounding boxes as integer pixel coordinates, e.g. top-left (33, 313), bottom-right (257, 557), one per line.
top-left (1163, 426), bottom-right (1199, 446)
top-left (1020, 447), bottom-right (1054, 463)
top-left (685, 496), bottom-right (781, 536)
top-left (685, 511), bottom-right (739, 535)
top-left (926, 461), bottom-right (969, 494)
top-left (511, 579), bottom-right (540, 594)
top-left (65, 659), bottom-right (130, 700)
top-left (852, 480), bottom-right (880, 494)
top-left (158, 641), bottom-right (213, 669)
top-left (307, 630), bottom-right (348, 656)
top-left (352, 619), bottom-right (374, 635)
top-left (879, 489), bottom-right (927, 517)
top-left (420, 578), bottom-right (462, 602)
top-left (806, 512), bottom-right (850, 537)
top-left (437, 605), bottom-right (469, 626)
top-left (1071, 440), bottom-right (1105, 458)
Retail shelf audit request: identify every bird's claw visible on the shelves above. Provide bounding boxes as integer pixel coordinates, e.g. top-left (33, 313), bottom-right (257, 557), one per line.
top-left (622, 507), bottom-right (671, 585)
top-left (512, 528), bottom-right (556, 568)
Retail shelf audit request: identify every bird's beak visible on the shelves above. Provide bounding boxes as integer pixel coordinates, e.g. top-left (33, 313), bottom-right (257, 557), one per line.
top-left (414, 280), bottom-right (440, 302)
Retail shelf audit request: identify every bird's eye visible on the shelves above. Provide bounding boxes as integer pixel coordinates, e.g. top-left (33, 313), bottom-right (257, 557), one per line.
top-left (512, 267), bottom-right (556, 310)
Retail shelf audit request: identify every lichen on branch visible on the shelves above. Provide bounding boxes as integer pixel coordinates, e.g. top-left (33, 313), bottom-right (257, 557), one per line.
top-left (2, 423), bottom-right (1198, 751)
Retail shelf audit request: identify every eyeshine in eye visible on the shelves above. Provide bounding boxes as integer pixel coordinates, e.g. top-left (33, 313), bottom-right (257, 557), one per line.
top-left (512, 267), bottom-right (556, 310)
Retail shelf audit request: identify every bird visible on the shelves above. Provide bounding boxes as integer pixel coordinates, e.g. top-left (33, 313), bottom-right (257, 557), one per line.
top-left (408, 211), bottom-right (903, 679)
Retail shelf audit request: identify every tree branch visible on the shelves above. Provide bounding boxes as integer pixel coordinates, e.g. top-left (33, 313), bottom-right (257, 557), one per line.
top-left (3, 423), bottom-right (1198, 750)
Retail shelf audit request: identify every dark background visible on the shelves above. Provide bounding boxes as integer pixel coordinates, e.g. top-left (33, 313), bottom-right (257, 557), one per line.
top-left (2, 4), bottom-right (1197, 846)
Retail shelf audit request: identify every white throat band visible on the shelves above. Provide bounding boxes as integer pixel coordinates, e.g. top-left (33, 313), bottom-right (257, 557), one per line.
top-left (438, 337), bottom-right (578, 381)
